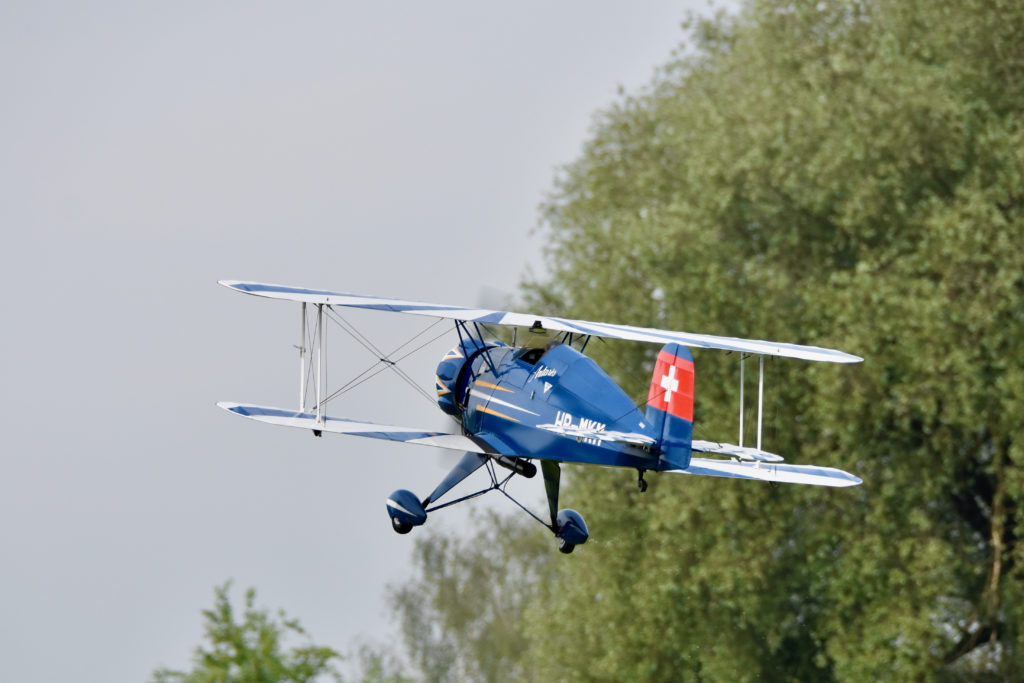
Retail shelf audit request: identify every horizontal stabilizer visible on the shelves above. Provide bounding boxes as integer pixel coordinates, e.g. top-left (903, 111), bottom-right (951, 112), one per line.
top-left (691, 440), bottom-right (785, 463)
top-left (669, 457), bottom-right (862, 487)
top-left (217, 402), bottom-right (509, 455)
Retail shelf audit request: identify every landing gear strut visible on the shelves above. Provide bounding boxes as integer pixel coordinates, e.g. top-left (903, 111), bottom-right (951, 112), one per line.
top-left (387, 457), bottom-right (591, 554)
top-left (637, 469), bottom-right (648, 493)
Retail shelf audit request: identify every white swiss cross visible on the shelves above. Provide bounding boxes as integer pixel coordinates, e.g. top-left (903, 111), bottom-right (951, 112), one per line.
top-left (659, 364), bottom-right (680, 407)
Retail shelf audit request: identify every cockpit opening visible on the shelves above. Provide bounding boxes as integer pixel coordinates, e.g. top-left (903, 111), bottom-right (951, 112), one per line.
top-left (515, 340), bottom-right (563, 366)
top-left (515, 347), bottom-right (545, 365)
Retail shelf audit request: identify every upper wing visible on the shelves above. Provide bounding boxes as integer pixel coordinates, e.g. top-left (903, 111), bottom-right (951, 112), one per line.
top-left (218, 402), bottom-right (512, 455)
top-left (671, 457), bottom-right (862, 487)
top-left (219, 280), bottom-right (862, 363)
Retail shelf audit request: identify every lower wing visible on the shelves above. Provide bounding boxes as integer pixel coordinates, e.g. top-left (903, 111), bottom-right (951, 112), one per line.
top-left (218, 402), bottom-right (507, 455)
top-left (220, 403), bottom-right (861, 487)
top-left (670, 457), bottom-right (862, 487)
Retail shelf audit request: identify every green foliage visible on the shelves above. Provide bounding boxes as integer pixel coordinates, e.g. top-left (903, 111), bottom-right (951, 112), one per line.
top-left (391, 0), bottom-right (1024, 680)
top-left (346, 643), bottom-right (412, 683)
top-left (151, 582), bottom-right (343, 683)
top-left (523, 0), bottom-right (1024, 678)
top-left (388, 511), bottom-right (553, 683)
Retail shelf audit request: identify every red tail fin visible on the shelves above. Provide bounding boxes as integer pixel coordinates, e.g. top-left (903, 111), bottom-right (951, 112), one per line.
top-left (647, 346), bottom-right (694, 422)
top-left (645, 343), bottom-right (695, 470)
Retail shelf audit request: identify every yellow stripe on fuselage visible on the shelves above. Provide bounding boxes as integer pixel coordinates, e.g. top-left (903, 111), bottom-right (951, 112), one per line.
top-left (478, 405), bottom-right (520, 422)
top-left (474, 380), bottom-right (513, 393)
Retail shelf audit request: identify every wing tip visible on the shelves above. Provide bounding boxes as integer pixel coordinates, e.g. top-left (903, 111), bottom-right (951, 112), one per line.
top-left (795, 348), bottom-right (864, 364)
top-left (816, 475), bottom-right (862, 488)
top-left (220, 280), bottom-right (268, 296)
top-left (219, 280), bottom-right (268, 294)
top-left (216, 400), bottom-right (245, 414)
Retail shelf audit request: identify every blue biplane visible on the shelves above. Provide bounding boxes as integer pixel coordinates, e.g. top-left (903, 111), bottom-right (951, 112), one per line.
top-left (219, 281), bottom-right (862, 553)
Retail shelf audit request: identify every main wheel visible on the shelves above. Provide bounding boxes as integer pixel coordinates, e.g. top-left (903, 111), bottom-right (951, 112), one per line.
top-left (558, 538), bottom-right (575, 554)
top-left (391, 516), bottom-right (413, 534)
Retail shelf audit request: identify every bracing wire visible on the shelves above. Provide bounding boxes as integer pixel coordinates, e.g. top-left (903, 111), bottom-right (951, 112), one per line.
top-left (317, 309), bottom-right (448, 407)
top-left (319, 324), bottom-right (453, 407)
top-left (322, 317), bottom-right (443, 398)
top-left (326, 309), bottom-right (433, 402)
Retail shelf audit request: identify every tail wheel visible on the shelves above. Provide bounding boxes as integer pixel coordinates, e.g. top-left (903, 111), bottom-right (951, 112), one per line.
top-left (391, 516), bottom-right (413, 535)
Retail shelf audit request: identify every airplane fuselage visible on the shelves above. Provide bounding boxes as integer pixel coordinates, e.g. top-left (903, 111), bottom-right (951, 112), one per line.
top-left (436, 341), bottom-right (670, 472)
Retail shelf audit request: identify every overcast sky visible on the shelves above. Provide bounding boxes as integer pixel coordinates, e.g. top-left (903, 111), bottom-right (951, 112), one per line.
top-left (0, 2), bottom-right (734, 680)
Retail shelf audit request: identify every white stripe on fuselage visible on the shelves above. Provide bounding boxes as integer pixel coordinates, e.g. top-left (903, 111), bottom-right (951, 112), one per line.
top-left (467, 389), bottom-right (540, 416)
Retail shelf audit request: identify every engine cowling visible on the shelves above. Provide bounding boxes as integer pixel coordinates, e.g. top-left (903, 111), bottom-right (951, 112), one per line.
top-left (434, 338), bottom-right (494, 418)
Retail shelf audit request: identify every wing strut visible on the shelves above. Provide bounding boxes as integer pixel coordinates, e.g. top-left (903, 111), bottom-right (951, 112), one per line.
top-left (316, 303), bottom-right (325, 424)
top-left (738, 356), bottom-right (745, 447)
top-left (299, 302), bottom-right (307, 413)
top-left (296, 301), bottom-right (326, 424)
top-left (757, 355), bottom-right (765, 452)
top-left (736, 354), bottom-right (766, 452)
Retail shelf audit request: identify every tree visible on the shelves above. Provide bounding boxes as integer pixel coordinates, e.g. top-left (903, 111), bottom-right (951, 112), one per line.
top-left (151, 582), bottom-right (343, 683)
top-left (391, 0), bottom-right (1024, 679)
top-left (345, 642), bottom-right (411, 683)
top-left (523, 0), bottom-right (1024, 678)
top-left (388, 510), bottom-right (552, 683)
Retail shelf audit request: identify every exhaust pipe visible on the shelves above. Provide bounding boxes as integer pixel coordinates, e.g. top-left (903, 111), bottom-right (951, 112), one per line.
top-left (492, 456), bottom-right (537, 478)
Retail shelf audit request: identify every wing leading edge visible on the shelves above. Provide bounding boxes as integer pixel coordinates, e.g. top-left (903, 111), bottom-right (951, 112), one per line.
top-left (218, 402), bottom-right (507, 454)
top-left (219, 280), bottom-right (862, 364)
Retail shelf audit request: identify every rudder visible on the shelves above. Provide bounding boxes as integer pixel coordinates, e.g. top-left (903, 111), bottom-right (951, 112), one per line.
top-left (645, 343), bottom-right (694, 470)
